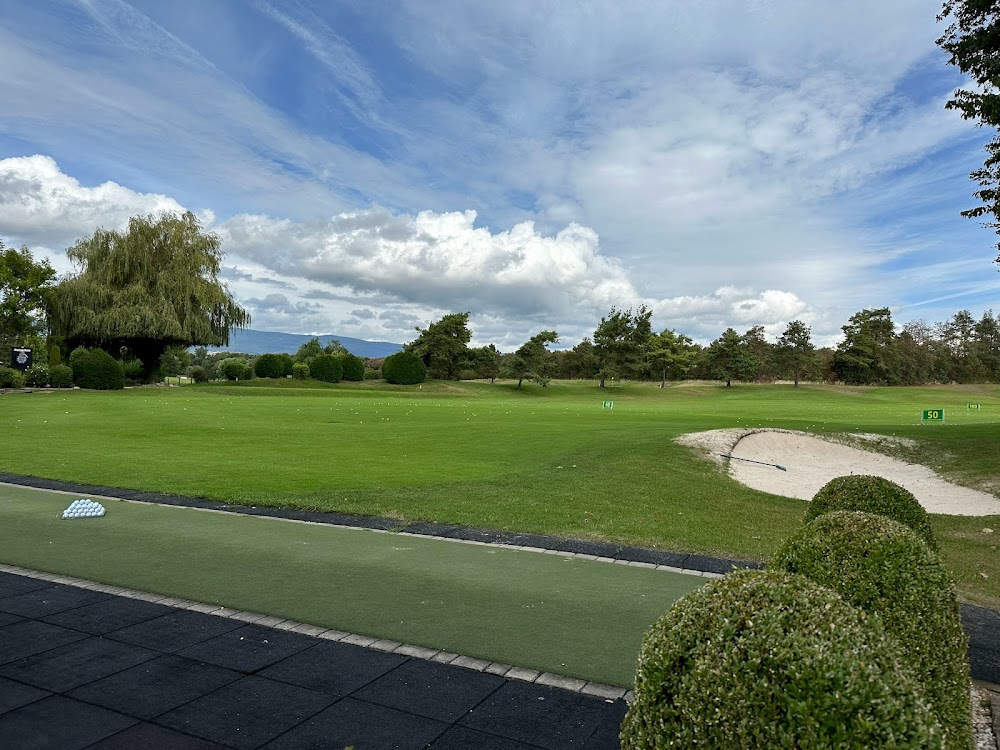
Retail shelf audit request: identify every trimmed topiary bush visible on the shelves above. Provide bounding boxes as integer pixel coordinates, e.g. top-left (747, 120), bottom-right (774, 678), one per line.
top-left (253, 353), bottom-right (286, 379)
top-left (621, 569), bottom-right (943, 749)
top-left (382, 351), bottom-right (426, 385)
top-left (70, 348), bottom-right (125, 390)
top-left (49, 364), bottom-right (73, 388)
top-left (189, 365), bottom-right (208, 383)
top-left (309, 354), bottom-right (343, 383)
top-left (808, 474), bottom-right (936, 550)
top-left (291, 362), bottom-right (310, 380)
top-left (339, 353), bottom-right (365, 382)
top-left (24, 364), bottom-right (50, 387)
top-left (772, 511), bottom-right (971, 750)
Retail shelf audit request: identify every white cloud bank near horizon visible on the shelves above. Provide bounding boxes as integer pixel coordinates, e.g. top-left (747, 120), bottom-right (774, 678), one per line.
top-left (0, 154), bottom-right (830, 348)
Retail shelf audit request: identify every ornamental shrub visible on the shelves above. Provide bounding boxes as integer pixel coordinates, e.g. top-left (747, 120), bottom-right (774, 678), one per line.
top-left (218, 358), bottom-right (250, 381)
top-left (121, 359), bottom-right (144, 385)
top-left (382, 351), bottom-right (426, 385)
top-left (0, 367), bottom-right (26, 388)
top-left (49, 364), bottom-right (73, 388)
top-left (291, 362), bottom-right (310, 380)
top-left (620, 569), bottom-right (943, 750)
top-left (254, 353), bottom-right (286, 378)
top-left (772, 512), bottom-right (971, 750)
top-left (808, 474), bottom-right (936, 549)
top-left (339, 353), bottom-right (365, 381)
top-left (24, 364), bottom-right (50, 387)
top-left (70, 348), bottom-right (125, 390)
top-left (309, 354), bottom-right (343, 383)
top-left (363, 368), bottom-right (381, 380)
top-left (189, 365), bottom-right (208, 383)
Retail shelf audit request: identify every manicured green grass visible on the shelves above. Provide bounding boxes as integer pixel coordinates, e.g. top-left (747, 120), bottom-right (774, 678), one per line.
top-left (2, 380), bottom-right (998, 606)
top-left (0, 484), bottom-right (705, 686)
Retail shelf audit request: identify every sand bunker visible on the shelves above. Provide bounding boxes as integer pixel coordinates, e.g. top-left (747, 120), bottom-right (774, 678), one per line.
top-left (677, 428), bottom-right (1000, 517)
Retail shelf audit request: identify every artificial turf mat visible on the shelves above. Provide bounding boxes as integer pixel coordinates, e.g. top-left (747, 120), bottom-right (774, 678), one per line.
top-left (0, 484), bottom-right (705, 686)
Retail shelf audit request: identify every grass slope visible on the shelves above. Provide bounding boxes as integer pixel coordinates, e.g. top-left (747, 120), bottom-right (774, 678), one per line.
top-left (0, 484), bottom-right (705, 686)
top-left (2, 380), bottom-right (998, 606)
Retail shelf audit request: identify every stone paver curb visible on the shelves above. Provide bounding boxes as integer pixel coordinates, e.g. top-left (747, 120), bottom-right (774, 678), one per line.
top-left (536, 673), bottom-right (588, 692)
top-left (451, 655), bottom-right (491, 671)
top-left (506, 666), bottom-right (541, 682)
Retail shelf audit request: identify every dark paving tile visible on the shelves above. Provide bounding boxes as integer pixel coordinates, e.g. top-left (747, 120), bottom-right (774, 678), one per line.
top-left (258, 640), bottom-right (406, 696)
top-left (429, 725), bottom-right (538, 749)
top-left (106, 609), bottom-right (243, 653)
top-left (0, 694), bottom-right (136, 750)
top-left (68, 655), bottom-right (241, 720)
top-left (156, 674), bottom-right (335, 750)
top-left (460, 681), bottom-right (619, 750)
top-left (0, 676), bottom-right (50, 716)
top-left (962, 603), bottom-right (1000, 685)
top-left (616, 547), bottom-right (690, 568)
top-left (0, 636), bottom-right (158, 693)
top-left (0, 584), bottom-right (110, 618)
top-left (0, 572), bottom-right (55, 599)
top-left (683, 554), bottom-right (742, 575)
top-left (552, 539), bottom-right (622, 558)
top-left (0, 620), bottom-right (88, 665)
top-left (400, 522), bottom-right (461, 537)
top-left (176, 624), bottom-right (316, 674)
top-left (0, 611), bottom-right (24, 628)
top-left (581, 700), bottom-right (627, 750)
top-left (353, 658), bottom-right (504, 723)
top-left (42, 597), bottom-right (174, 635)
top-left (86, 721), bottom-right (231, 749)
top-left (263, 696), bottom-right (447, 750)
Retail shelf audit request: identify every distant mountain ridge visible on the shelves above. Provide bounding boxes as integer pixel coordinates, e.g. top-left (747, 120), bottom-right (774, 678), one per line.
top-left (206, 329), bottom-right (403, 358)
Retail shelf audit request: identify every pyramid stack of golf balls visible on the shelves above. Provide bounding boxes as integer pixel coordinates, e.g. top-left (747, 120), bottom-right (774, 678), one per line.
top-left (62, 499), bottom-right (106, 519)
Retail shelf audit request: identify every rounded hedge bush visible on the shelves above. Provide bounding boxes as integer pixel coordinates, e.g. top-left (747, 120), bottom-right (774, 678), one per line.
top-left (121, 359), bottom-right (144, 384)
top-left (620, 569), bottom-right (943, 750)
top-left (189, 365), bottom-right (208, 383)
top-left (363, 368), bottom-right (381, 380)
top-left (291, 362), bottom-right (310, 380)
top-left (382, 351), bottom-right (426, 385)
top-left (309, 354), bottom-right (343, 383)
top-left (49, 364), bottom-right (73, 388)
top-left (772, 511), bottom-right (971, 750)
top-left (218, 358), bottom-right (250, 381)
top-left (70, 348), bottom-right (125, 390)
top-left (253, 353), bottom-right (286, 378)
top-left (24, 364), bottom-right (49, 387)
top-left (0, 367), bottom-right (26, 388)
top-left (339, 353), bottom-right (365, 381)
top-left (808, 474), bottom-right (936, 550)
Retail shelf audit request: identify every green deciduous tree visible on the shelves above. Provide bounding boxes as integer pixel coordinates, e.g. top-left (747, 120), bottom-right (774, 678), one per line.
top-left (0, 241), bottom-right (56, 352)
top-left (648, 328), bottom-right (698, 387)
top-left (937, 0), bottom-right (1000, 266)
top-left (502, 330), bottom-right (558, 389)
top-left (776, 320), bottom-right (817, 387)
top-left (467, 344), bottom-right (501, 382)
top-left (406, 312), bottom-right (472, 379)
top-left (593, 305), bottom-right (652, 388)
top-left (49, 212), bottom-right (250, 380)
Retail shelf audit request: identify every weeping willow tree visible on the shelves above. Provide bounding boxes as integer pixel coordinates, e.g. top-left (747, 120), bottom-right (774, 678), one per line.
top-left (50, 211), bottom-right (250, 379)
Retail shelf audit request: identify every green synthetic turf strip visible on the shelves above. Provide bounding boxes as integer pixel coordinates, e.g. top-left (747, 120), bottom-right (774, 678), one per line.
top-left (0, 484), bottom-right (705, 686)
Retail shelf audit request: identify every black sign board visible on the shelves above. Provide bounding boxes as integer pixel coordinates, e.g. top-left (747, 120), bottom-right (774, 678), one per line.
top-left (11, 348), bottom-right (32, 372)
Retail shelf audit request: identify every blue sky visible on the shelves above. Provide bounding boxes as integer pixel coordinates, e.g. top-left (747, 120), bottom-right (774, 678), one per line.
top-left (0, 0), bottom-right (997, 349)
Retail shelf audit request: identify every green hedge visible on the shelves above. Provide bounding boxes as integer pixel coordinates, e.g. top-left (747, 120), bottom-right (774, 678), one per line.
top-left (253, 353), bottom-right (286, 379)
top-left (68, 348), bottom-right (125, 390)
top-left (621, 569), bottom-right (943, 749)
top-left (808, 474), bottom-right (936, 549)
top-left (291, 362), bottom-right (310, 380)
top-left (189, 366), bottom-right (208, 383)
top-left (382, 351), bottom-right (426, 385)
top-left (24, 364), bottom-right (49, 387)
top-left (772, 511), bottom-right (971, 750)
top-left (218, 358), bottom-right (250, 381)
top-left (309, 355), bottom-right (343, 383)
top-left (49, 364), bottom-right (73, 388)
top-left (339, 353), bottom-right (365, 381)
top-left (0, 367), bottom-right (26, 388)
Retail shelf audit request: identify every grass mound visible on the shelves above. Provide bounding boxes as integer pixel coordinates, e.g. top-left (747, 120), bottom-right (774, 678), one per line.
top-left (772, 511), bottom-right (972, 749)
top-left (807, 474), bottom-right (937, 549)
top-left (621, 569), bottom-right (943, 749)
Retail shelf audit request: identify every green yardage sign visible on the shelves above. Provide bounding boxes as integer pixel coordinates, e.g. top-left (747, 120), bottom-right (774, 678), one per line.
top-left (921, 409), bottom-right (944, 422)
